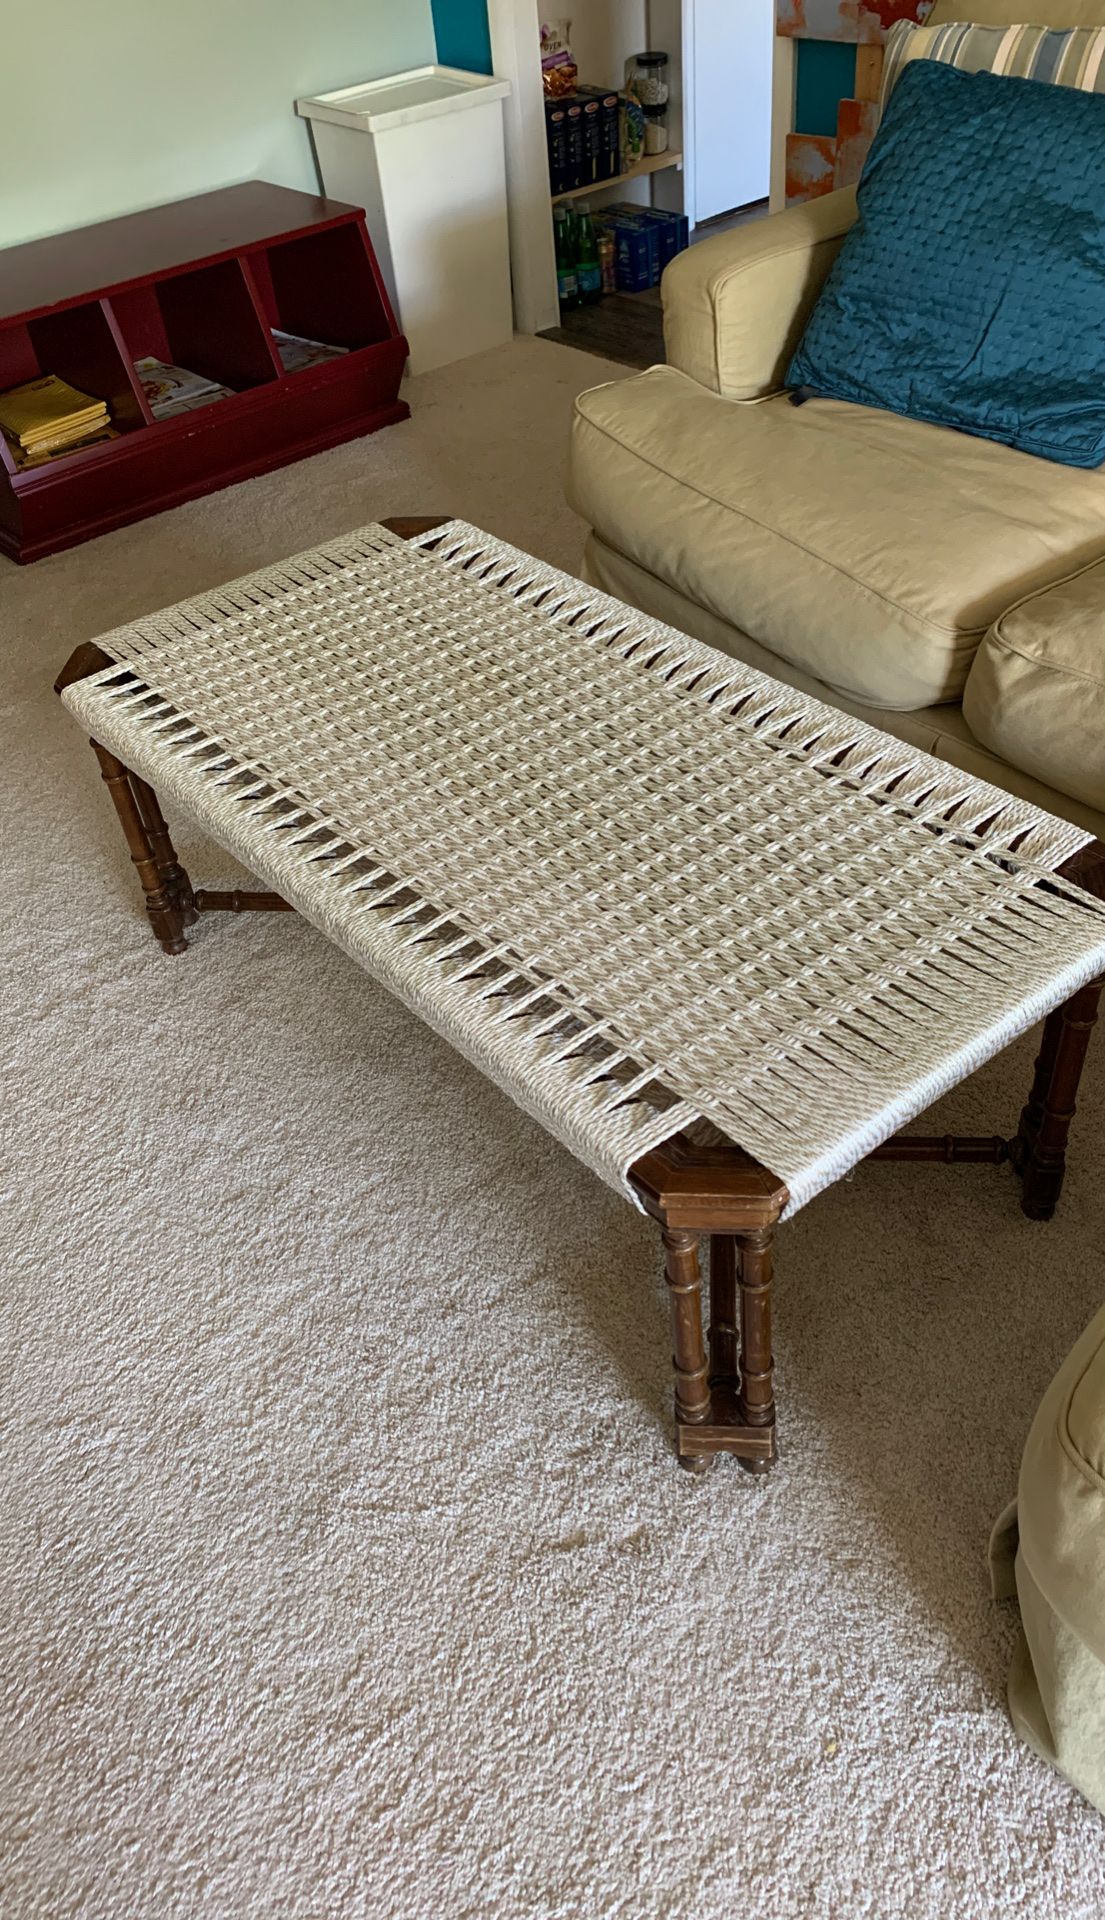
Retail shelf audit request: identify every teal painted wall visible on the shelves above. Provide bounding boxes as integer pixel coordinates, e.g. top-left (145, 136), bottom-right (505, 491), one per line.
top-left (432, 0), bottom-right (493, 75)
top-left (1, 0), bottom-right (437, 249)
top-left (794, 40), bottom-right (858, 138)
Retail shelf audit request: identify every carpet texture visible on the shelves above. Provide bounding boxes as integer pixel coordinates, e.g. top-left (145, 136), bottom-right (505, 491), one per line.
top-left (2, 337), bottom-right (1104, 1919)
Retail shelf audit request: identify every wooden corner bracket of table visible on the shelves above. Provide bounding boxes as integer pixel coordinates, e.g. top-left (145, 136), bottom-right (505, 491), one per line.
top-left (54, 517), bottom-right (1105, 1479)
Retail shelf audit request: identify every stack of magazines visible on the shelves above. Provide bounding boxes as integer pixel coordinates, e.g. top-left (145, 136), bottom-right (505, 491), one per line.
top-left (133, 332), bottom-right (346, 423)
top-left (0, 374), bottom-right (116, 468)
top-left (272, 329), bottom-right (347, 374)
top-left (134, 357), bottom-right (235, 420)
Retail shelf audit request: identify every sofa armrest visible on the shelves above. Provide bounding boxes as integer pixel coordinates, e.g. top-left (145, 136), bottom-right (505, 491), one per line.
top-left (662, 187), bottom-right (857, 401)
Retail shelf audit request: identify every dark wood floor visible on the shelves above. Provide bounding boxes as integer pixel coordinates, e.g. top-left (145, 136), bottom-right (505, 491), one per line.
top-left (538, 288), bottom-right (663, 370)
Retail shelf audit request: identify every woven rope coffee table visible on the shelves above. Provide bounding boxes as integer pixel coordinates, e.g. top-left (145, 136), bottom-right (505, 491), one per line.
top-left (57, 516), bottom-right (1105, 1476)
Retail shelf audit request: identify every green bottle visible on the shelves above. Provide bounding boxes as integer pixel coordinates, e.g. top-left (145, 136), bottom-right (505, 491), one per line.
top-left (575, 202), bottom-right (602, 305)
top-left (554, 206), bottom-right (579, 312)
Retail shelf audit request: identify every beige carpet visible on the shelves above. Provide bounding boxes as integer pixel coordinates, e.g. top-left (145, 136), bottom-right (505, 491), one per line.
top-left (3, 336), bottom-right (1104, 1920)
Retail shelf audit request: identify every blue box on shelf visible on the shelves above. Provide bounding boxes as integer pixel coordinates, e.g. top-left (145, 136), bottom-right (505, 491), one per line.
top-left (605, 202), bottom-right (690, 272)
top-left (595, 211), bottom-right (660, 291)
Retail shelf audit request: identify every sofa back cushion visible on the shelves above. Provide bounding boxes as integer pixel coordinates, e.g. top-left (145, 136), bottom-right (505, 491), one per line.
top-left (787, 58), bottom-right (1105, 468)
top-left (882, 19), bottom-right (1105, 108)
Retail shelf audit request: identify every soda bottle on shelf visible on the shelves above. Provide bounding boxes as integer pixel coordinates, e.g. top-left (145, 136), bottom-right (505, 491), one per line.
top-left (598, 230), bottom-right (616, 295)
top-left (554, 205), bottom-right (579, 312)
top-left (575, 203), bottom-right (602, 305)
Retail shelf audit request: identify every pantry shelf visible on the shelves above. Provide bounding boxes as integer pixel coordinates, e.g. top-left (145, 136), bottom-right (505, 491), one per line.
top-left (551, 151), bottom-right (683, 203)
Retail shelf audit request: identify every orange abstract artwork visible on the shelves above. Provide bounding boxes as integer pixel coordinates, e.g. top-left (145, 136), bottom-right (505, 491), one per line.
top-left (785, 134), bottom-right (838, 202)
top-left (777, 0), bottom-right (932, 42)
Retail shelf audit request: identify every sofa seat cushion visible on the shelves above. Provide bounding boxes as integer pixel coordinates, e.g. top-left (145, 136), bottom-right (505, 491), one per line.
top-left (583, 529), bottom-right (1105, 835)
top-left (963, 558), bottom-right (1105, 812)
top-left (568, 365), bottom-right (1105, 711)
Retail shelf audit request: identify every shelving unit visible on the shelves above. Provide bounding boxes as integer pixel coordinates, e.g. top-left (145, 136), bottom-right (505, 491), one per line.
top-left (487, 0), bottom-right (692, 335)
top-left (0, 182), bottom-right (409, 564)
top-left (551, 150), bottom-right (684, 204)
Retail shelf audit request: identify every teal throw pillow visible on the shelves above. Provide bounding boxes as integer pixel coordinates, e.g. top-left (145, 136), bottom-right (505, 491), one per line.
top-left (787, 58), bottom-right (1105, 468)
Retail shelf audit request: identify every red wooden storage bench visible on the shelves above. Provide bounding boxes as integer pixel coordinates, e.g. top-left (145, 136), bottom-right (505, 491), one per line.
top-left (0, 181), bottom-right (409, 563)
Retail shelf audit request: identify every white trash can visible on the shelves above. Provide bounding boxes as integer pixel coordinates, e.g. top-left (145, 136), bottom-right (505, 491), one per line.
top-left (297, 66), bottom-right (513, 377)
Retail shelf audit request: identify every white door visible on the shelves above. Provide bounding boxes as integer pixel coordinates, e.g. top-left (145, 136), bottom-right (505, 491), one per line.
top-left (691, 0), bottom-right (774, 222)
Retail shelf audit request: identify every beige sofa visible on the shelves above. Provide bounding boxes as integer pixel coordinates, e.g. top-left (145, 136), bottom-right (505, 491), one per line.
top-left (991, 1301), bottom-right (1105, 1818)
top-left (566, 0), bottom-right (1105, 837)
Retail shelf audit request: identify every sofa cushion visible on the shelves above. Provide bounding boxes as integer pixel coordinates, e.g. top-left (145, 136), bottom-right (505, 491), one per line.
top-left (880, 20), bottom-right (1105, 117)
top-left (963, 558), bottom-right (1105, 810)
top-left (583, 530), bottom-right (1105, 835)
top-left (567, 364), bottom-right (1105, 710)
top-left (788, 60), bottom-right (1105, 469)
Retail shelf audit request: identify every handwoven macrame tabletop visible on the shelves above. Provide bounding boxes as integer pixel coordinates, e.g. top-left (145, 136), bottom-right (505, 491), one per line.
top-left (61, 520), bottom-right (1105, 1215)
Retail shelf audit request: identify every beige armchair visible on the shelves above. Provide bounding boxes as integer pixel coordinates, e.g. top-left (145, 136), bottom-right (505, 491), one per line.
top-left (566, 0), bottom-right (1105, 836)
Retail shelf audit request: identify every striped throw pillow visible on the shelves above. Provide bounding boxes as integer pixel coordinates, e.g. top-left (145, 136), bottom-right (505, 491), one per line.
top-left (880, 19), bottom-right (1105, 111)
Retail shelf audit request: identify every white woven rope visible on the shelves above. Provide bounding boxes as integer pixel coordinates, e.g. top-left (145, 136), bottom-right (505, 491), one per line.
top-left (62, 520), bottom-right (1105, 1217)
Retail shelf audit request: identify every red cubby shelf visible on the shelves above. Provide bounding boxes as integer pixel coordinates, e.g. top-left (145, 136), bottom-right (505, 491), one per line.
top-left (0, 181), bottom-right (410, 564)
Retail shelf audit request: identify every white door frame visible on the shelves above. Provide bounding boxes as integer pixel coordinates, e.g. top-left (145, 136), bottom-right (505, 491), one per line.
top-left (648, 0), bottom-right (694, 227)
top-left (487, 0), bottom-right (560, 334)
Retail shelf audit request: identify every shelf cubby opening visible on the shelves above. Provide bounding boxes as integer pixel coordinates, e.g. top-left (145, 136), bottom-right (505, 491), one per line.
top-left (0, 299), bottom-right (147, 470)
top-left (108, 259), bottom-right (280, 421)
top-left (247, 224), bottom-right (393, 366)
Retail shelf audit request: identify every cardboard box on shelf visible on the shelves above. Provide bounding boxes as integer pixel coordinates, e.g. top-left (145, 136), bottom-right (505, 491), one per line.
top-left (593, 209), bottom-right (660, 291)
top-left (575, 86), bottom-right (620, 183)
top-left (547, 87), bottom-right (622, 196)
top-left (603, 202), bottom-right (690, 272)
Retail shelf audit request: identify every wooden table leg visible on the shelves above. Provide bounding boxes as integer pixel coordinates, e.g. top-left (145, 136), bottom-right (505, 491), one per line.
top-left (1015, 1004), bottom-right (1064, 1163)
top-left (736, 1225), bottom-right (777, 1474)
top-left (662, 1226), bottom-right (715, 1474)
top-left (633, 1137), bottom-right (787, 1477)
top-left (709, 1234), bottom-right (739, 1385)
top-left (128, 770), bottom-right (197, 928)
top-left (90, 740), bottom-right (189, 955)
top-left (1014, 979), bottom-right (1102, 1219)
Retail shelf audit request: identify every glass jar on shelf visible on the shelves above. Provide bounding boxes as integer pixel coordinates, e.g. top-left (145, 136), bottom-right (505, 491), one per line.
top-left (642, 106), bottom-right (668, 155)
top-left (626, 51), bottom-right (669, 110)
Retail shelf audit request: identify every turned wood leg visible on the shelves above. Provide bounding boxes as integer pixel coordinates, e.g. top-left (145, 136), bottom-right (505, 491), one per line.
top-left (128, 771), bottom-right (196, 927)
top-left (662, 1226), bottom-right (714, 1475)
top-left (736, 1226), bottom-right (777, 1474)
top-left (1015, 979), bottom-right (1102, 1220)
top-left (91, 740), bottom-right (188, 955)
top-left (1015, 1006), bottom-right (1064, 1163)
top-left (709, 1234), bottom-right (739, 1385)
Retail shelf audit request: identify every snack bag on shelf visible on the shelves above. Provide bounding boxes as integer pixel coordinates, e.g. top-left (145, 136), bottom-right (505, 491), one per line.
top-left (620, 93), bottom-right (645, 170)
top-left (540, 19), bottom-right (578, 97)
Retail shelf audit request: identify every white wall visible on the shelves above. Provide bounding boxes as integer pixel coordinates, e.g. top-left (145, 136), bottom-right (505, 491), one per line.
top-left (569, 0), bottom-right (648, 91)
top-left (0, 0), bottom-right (437, 248)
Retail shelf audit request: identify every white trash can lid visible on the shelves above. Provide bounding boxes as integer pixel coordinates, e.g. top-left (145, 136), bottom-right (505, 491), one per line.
top-left (296, 65), bottom-right (511, 133)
